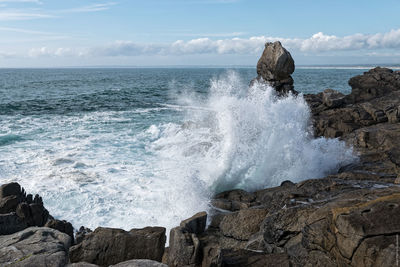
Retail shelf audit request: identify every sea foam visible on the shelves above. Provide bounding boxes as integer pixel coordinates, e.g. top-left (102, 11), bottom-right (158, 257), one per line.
top-left (0, 71), bottom-right (356, 233)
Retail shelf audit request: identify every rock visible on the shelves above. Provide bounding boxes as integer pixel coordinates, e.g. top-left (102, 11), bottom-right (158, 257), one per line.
top-left (220, 250), bottom-right (290, 267)
top-left (322, 89), bottom-right (346, 108)
top-left (0, 182), bottom-right (52, 235)
top-left (180, 211), bottom-right (207, 235)
top-left (67, 263), bottom-right (99, 267)
top-left (75, 225), bottom-right (93, 244)
top-left (0, 226), bottom-right (71, 267)
top-left (110, 259), bottom-right (168, 267)
top-left (0, 182), bottom-right (21, 198)
top-left (69, 226), bottom-right (166, 267)
top-left (254, 41), bottom-right (297, 95)
top-left (45, 219), bottom-right (74, 241)
top-left (167, 211), bottom-right (206, 267)
top-left (219, 208), bottom-right (268, 241)
top-left (0, 212), bottom-right (27, 235)
top-left (257, 41), bottom-right (295, 81)
top-left (348, 67), bottom-right (400, 103)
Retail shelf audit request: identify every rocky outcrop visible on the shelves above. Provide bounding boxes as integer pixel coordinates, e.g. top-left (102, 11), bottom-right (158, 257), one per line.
top-left (304, 67), bottom-right (400, 179)
top-left (69, 226), bottom-right (166, 267)
top-left (253, 41), bottom-right (296, 95)
top-left (0, 182), bottom-right (50, 235)
top-left (0, 226), bottom-right (71, 267)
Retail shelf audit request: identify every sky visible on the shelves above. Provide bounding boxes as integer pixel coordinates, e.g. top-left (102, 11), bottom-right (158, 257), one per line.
top-left (0, 0), bottom-right (400, 67)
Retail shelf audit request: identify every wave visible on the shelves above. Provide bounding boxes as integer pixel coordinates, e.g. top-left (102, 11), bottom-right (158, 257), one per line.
top-left (0, 134), bottom-right (23, 146)
top-left (0, 71), bottom-right (356, 234)
top-left (149, 71), bottom-right (356, 195)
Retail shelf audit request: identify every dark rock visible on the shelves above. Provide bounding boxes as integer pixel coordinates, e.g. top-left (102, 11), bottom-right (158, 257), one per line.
top-left (220, 250), bottom-right (290, 267)
top-left (0, 212), bottom-right (27, 235)
top-left (180, 211), bottom-right (207, 235)
top-left (0, 182), bottom-right (21, 199)
top-left (110, 259), bottom-right (168, 267)
top-left (0, 182), bottom-right (53, 235)
top-left (45, 219), bottom-right (74, 241)
top-left (348, 67), bottom-right (400, 103)
top-left (0, 226), bottom-right (71, 267)
top-left (75, 225), bottom-right (93, 244)
top-left (322, 88), bottom-right (346, 108)
top-left (69, 226), bottom-right (166, 267)
top-left (253, 41), bottom-right (297, 95)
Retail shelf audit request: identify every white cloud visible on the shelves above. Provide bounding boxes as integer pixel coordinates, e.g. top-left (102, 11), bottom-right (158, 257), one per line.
top-left (59, 2), bottom-right (117, 13)
top-left (0, 0), bottom-right (42, 4)
top-left (0, 10), bottom-right (54, 20)
top-left (19, 28), bottom-right (400, 58)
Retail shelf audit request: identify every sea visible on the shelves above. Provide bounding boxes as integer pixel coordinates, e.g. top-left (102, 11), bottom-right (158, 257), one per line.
top-left (0, 67), bottom-right (373, 232)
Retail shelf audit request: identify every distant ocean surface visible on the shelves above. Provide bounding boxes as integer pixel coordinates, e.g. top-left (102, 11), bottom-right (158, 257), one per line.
top-left (0, 68), bottom-right (365, 231)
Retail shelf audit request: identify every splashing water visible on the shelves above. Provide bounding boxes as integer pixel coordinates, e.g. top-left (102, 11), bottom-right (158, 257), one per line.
top-left (0, 70), bottom-right (356, 233)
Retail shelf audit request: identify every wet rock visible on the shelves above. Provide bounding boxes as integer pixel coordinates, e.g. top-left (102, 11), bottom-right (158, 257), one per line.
top-left (0, 226), bottom-right (71, 267)
top-left (69, 226), bottom-right (166, 267)
top-left (253, 41), bottom-right (296, 95)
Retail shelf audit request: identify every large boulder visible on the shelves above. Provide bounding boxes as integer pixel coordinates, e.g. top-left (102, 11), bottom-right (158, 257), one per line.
top-left (254, 41), bottom-right (296, 95)
top-left (0, 227), bottom-right (71, 267)
top-left (69, 226), bottom-right (166, 267)
top-left (166, 212), bottom-right (207, 267)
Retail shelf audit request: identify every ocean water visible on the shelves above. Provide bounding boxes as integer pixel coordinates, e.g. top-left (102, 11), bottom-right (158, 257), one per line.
top-left (0, 68), bottom-right (359, 232)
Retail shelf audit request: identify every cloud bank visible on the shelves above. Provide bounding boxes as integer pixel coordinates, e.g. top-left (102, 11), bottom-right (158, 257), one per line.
top-left (22, 28), bottom-right (400, 58)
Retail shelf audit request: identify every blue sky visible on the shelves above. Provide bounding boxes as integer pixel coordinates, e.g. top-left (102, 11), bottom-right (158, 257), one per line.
top-left (1, 0), bottom-right (400, 67)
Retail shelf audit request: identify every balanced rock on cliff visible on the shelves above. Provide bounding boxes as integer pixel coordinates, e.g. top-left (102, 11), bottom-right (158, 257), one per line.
top-left (253, 41), bottom-right (296, 95)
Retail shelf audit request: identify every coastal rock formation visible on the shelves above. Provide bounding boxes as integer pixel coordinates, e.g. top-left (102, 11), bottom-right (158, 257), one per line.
top-left (69, 226), bottom-right (166, 266)
top-left (0, 182), bottom-right (50, 235)
top-left (253, 41), bottom-right (296, 95)
top-left (0, 227), bottom-right (71, 267)
top-left (304, 67), bottom-right (400, 179)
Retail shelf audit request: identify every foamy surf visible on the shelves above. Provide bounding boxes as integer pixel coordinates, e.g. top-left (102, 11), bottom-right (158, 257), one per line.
top-left (0, 71), bottom-right (356, 234)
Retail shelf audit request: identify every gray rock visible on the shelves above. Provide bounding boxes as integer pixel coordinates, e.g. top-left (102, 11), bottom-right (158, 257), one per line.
top-left (219, 208), bottom-right (268, 240)
top-left (110, 259), bottom-right (168, 267)
top-left (0, 226), bottom-right (71, 267)
top-left (257, 41), bottom-right (295, 81)
top-left (167, 226), bottom-right (201, 267)
top-left (67, 263), bottom-right (99, 267)
top-left (69, 226), bottom-right (166, 267)
top-left (254, 41), bottom-right (296, 95)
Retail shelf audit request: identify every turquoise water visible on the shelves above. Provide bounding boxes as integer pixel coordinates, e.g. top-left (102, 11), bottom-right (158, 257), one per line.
top-left (0, 68), bottom-right (359, 231)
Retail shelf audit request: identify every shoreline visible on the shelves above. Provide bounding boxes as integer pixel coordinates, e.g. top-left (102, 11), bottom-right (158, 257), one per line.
top-left (1, 42), bottom-right (400, 266)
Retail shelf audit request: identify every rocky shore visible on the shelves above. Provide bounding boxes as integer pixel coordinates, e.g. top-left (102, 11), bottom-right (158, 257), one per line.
top-left (1, 42), bottom-right (400, 267)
